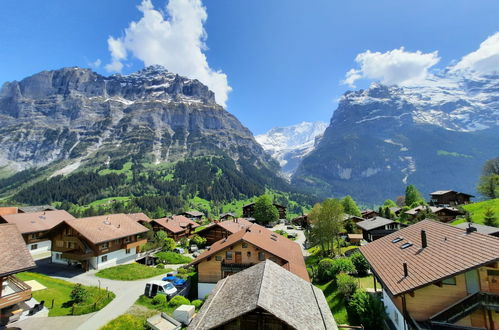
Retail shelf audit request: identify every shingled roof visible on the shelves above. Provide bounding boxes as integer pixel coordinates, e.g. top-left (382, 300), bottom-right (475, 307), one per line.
top-left (1, 210), bottom-right (75, 234)
top-left (187, 260), bottom-right (337, 330)
top-left (190, 223), bottom-right (309, 281)
top-left (127, 212), bottom-right (152, 223)
top-left (356, 216), bottom-right (394, 231)
top-left (152, 215), bottom-right (199, 234)
top-left (0, 224), bottom-right (36, 277)
top-left (65, 214), bottom-right (149, 244)
top-left (18, 205), bottom-right (57, 213)
top-left (360, 219), bottom-right (499, 296)
top-left (455, 222), bottom-right (499, 236)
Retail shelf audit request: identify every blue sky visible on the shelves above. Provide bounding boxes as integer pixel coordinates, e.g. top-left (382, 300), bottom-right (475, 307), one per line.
top-left (1, 1), bottom-right (498, 134)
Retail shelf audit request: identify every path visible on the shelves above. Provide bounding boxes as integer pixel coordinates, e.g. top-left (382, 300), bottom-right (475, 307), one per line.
top-left (272, 223), bottom-right (310, 256)
top-left (10, 314), bottom-right (93, 330)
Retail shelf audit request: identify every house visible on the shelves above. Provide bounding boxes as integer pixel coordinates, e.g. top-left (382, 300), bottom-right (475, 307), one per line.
top-left (355, 216), bottom-right (404, 242)
top-left (196, 218), bottom-right (253, 245)
top-left (189, 223), bottom-right (308, 299)
top-left (47, 214), bottom-right (148, 271)
top-left (0, 207), bottom-right (18, 216)
top-left (0, 210), bottom-right (75, 259)
top-left (0, 224), bottom-right (36, 325)
top-left (292, 214), bottom-right (309, 228)
top-left (188, 260), bottom-right (337, 330)
top-left (178, 211), bottom-right (204, 221)
top-left (219, 212), bottom-right (237, 221)
top-left (360, 219), bottom-right (499, 330)
top-left (347, 233), bottom-right (363, 245)
top-left (389, 207), bottom-right (402, 216)
top-left (361, 209), bottom-right (378, 219)
top-left (405, 205), bottom-right (464, 223)
top-left (242, 203), bottom-right (287, 220)
top-left (17, 205), bottom-right (57, 213)
top-left (430, 190), bottom-right (474, 206)
top-left (456, 222), bottom-right (499, 237)
top-left (127, 212), bottom-right (152, 226)
top-left (150, 215), bottom-right (200, 241)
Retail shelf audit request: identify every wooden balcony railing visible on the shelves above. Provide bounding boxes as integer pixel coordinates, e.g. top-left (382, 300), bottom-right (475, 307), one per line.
top-left (124, 238), bottom-right (147, 249)
top-left (430, 292), bottom-right (499, 324)
top-left (221, 262), bottom-right (254, 272)
top-left (0, 275), bottom-right (32, 309)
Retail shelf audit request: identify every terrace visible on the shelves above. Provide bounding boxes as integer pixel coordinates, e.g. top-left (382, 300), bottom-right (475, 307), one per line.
top-left (0, 275), bottom-right (32, 309)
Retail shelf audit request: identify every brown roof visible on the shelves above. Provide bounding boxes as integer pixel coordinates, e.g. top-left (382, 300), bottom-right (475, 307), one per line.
top-left (360, 219), bottom-right (499, 296)
top-left (405, 206), bottom-right (462, 216)
top-left (65, 214), bottom-right (149, 244)
top-left (152, 215), bottom-right (200, 234)
top-left (1, 210), bottom-right (75, 234)
top-left (190, 223), bottom-right (309, 281)
top-left (181, 211), bottom-right (204, 217)
top-left (0, 224), bottom-right (36, 276)
top-left (0, 207), bottom-right (18, 216)
top-left (127, 213), bottom-right (152, 223)
top-left (430, 190), bottom-right (474, 197)
top-left (217, 218), bottom-right (253, 233)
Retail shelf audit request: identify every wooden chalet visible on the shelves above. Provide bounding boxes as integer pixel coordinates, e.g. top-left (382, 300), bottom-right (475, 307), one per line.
top-left (178, 211), bottom-right (204, 221)
top-left (0, 210), bottom-right (75, 259)
top-left (219, 212), bottom-right (237, 221)
top-left (0, 224), bottom-right (36, 325)
top-left (405, 205), bottom-right (464, 223)
top-left (292, 214), bottom-right (310, 228)
top-left (47, 214), bottom-right (148, 271)
top-left (150, 215), bottom-right (200, 241)
top-left (242, 203), bottom-right (287, 220)
top-left (196, 218), bottom-right (253, 245)
top-left (360, 220), bottom-right (499, 330)
top-left (188, 260), bottom-right (337, 330)
top-left (430, 190), bottom-right (474, 206)
top-left (189, 223), bottom-right (308, 299)
top-left (361, 209), bottom-right (378, 219)
top-left (355, 216), bottom-right (404, 242)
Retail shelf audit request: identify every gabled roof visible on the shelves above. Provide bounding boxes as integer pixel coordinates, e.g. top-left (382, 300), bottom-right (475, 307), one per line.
top-left (64, 214), bottom-right (149, 244)
top-left (430, 190), bottom-right (474, 197)
top-left (190, 223), bottom-right (309, 281)
top-left (187, 260), bottom-right (337, 330)
top-left (18, 205), bottom-right (57, 213)
top-left (180, 211), bottom-right (204, 217)
top-left (152, 215), bottom-right (200, 234)
top-left (219, 212), bottom-right (237, 218)
top-left (127, 212), bottom-right (152, 223)
top-left (405, 206), bottom-right (462, 216)
top-left (1, 210), bottom-right (75, 234)
top-left (360, 219), bottom-right (499, 296)
top-left (216, 218), bottom-right (253, 234)
top-left (356, 216), bottom-right (394, 231)
top-left (0, 224), bottom-right (36, 277)
top-left (455, 222), bottom-right (499, 236)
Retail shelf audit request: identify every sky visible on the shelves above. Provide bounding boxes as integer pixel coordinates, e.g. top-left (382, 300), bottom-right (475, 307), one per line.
top-left (1, 0), bottom-right (499, 134)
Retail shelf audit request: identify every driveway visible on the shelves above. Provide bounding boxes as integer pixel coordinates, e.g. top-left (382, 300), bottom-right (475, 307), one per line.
top-left (271, 224), bottom-right (309, 257)
top-left (34, 258), bottom-right (85, 279)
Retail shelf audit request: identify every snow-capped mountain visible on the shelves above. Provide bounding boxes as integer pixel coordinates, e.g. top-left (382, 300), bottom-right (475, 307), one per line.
top-left (256, 121), bottom-right (327, 177)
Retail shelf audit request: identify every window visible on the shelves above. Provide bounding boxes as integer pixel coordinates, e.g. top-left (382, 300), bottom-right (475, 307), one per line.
top-left (126, 248), bottom-right (131, 254)
top-left (101, 255), bottom-right (108, 262)
top-left (391, 237), bottom-right (403, 243)
top-left (215, 256), bottom-right (222, 261)
top-left (31, 244), bottom-right (38, 250)
top-left (400, 243), bottom-right (413, 249)
top-left (56, 241), bottom-right (64, 248)
top-left (442, 277), bottom-right (456, 285)
top-left (242, 243), bottom-right (248, 248)
top-left (65, 241), bottom-right (75, 249)
top-left (487, 270), bottom-right (499, 277)
top-left (101, 242), bottom-right (109, 250)
top-left (124, 237), bottom-right (131, 243)
top-left (55, 253), bottom-right (61, 260)
top-left (226, 251), bottom-right (233, 260)
top-left (258, 252), bottom-right (265, 261)
top-left (247, 252), bottom-right (251, 258)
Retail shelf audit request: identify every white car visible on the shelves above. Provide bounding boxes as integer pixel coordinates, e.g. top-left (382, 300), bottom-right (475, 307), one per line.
top-left (145, 280), bottom-right (178, 298)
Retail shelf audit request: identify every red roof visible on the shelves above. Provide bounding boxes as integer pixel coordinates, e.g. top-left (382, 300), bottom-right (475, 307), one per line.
top-left (1, 210), bottom-right (75, 234)
top-left (152, 215), bottom-right (200, 234)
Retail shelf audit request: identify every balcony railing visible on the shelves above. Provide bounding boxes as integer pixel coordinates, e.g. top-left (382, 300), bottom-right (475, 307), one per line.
top-left (221, 262), bottom-right (255, 272)
top-left (0, 275), bottom-right (32, 309)
top-left (430, 292), bottom-right (499, 324)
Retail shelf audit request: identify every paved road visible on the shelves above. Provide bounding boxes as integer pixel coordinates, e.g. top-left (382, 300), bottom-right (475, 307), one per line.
top-left (272, 224), bottom-right (309, 256)
top-left (11, 314), bottom-right (93, 330)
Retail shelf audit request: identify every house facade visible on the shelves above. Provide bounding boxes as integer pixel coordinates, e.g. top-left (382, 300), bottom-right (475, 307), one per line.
top-left (150, 215), bottom-right (199, 241)
top-left (405, 205), bottom-right (464, 223)
top-left (47, 214), bottom-right (148, 271)
top-left (356, 216), bottom-right (403, 242)
top-left (430, 190), bottom-right (474, 206)
top-left (0, 210), bottom-right (75, 259)
top-left (360, 220), bottom-right (499, 330)
top-left (196, 218), bottom-right (252, 245)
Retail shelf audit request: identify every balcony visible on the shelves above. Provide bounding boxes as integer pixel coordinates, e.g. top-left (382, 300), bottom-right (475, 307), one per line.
top-left (221, 262), bottom-right (255, 273)
top-left (124, 238), bottom-right (147, 250)
top-left (0, 276), bottom-right (32, 309)
top-left (61, 250), bottom-right (95, 260)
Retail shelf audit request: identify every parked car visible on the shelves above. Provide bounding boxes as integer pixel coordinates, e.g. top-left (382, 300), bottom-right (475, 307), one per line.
top-left (173, 247), bottom-right (185, 254)
top-left (287, 232), bottom-right (297, 239)
top-left (286, 225), bottom-right (294, 230)
top-left (189, 245), bottom-right (198, 253)
top-left (162, 275), bottom-right (187, 286)
top-left (192, 251), bottom-right (200, 258)
top-left (144, 280), bottom-right (178, 298)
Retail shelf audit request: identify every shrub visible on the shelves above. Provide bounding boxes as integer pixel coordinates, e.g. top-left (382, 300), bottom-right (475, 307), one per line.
top-left (190, 235), bottom-right (207, 248)
top-left (337, 273), bottom-right (358, 300)
top-left (155, 252), bottom-right (193, 265)
top-left (347, 290), bottom-right (386, 330)
top-left (331, 258), bottom-right (355, 278)
top-left (163, 238), bottom-right (176, 251)
top-left (318, 258), bottom-right (335, 282)
top-left (70, 283), bottom-right (87, 304)
top-left (179, 237), bottom-right (189, 248)
top-left (191, 299), bottom-right (203, 309)
top-left (168, 295), bottom-right (190, 307)
top-left (156, 263), bottom-right (165, 269)
top-left (350, 251), bottom-right (369, 276)
top-left (177, 267), bottom-right (188, 274)
top-left (152, 294), bottom-right (167, 305)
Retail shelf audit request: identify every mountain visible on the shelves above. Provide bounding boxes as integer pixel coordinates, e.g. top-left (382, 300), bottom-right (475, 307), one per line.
top-left (0, 66), bottom-right (302, 210)
top-left (293, 76), bottom-right (499, 204)
top-left (255, 121), bottom-right (327, 177)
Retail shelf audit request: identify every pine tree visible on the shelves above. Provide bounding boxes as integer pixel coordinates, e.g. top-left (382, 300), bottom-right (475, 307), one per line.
top-left (484, 208), bottom-right (497, 227)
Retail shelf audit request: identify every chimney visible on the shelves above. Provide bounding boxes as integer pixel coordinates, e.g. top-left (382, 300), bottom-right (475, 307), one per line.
top-left (403, 263), bottom-right (408, 277)
top-left (466, 223), bottom-right (477, 234)
top-left (421, 230), bottom-right (427, 248)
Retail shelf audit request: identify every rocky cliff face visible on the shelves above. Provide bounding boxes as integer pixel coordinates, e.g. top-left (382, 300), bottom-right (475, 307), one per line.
top-left (293, 79), bottom-right (499, 204)
top-left (0, 66), bottom-right (277, 175)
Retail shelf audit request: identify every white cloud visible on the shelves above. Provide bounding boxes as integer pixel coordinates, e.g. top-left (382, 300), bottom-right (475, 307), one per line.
top-left (342, 47), bottom-right (440, 88)
top-left (450, 32), bottom-right (499, 75)
top-left (88, 58), bottom-right (102, 69)
top-left (105, 0), bottom-right (231, 107)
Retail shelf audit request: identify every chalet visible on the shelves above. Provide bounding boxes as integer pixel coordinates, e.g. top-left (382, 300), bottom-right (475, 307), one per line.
top-left (360, 220), bottom-right (499, 330)
top-left (178, 211), bottom-right (204, 221)
top-left (219, 212), bottom-right (237, 221)
top-left (242, 203), bottom-right (287, 220)
top-left (47, 214), bottom-right (148, 271)
top-left (405, 205), bottom-right (464, 223)
top-left (196, 218), bottom-right (253, 245)
top-left (150, 215), bottom-right (200, 241)
top-left (389, 206), bottom-right (402, 216)
top-left (347, 233), bottom-right (363, 245)
top-left (127, 212), bottom-right (152, 226)
top-left (356, 216), bottom-right (404, 242)
top-left (189, 223), bottom-right (308, 299)
top-left (456, 222), bottom-right (499, 238)
top-left (188, 260), bottom-right (337, 330)
top-left (430, 190), bottom-right (474, 206)
top-left (292, 214), bottom-right (309, 228)
top-left (361, 209), bottom-right (378, 219)
top-left (0, 210), bottom-right (75, 259)
top-left (0, 224), bottom-right (36, 325)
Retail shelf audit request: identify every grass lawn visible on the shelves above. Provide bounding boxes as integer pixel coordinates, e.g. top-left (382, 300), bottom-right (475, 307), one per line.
top-left (155, 252), bottom-right (193, 264)
top-left (100, 304), bottom-right (157, 330)
top-left (194, 225), bottom-right (206, 233)
top-left (461, 198), bottom-right (499, 224)
top-left (95, 263), bottom-right (172, 281)
top-left (98, 161), bottom-right (133, 180)
top-left (316, 280), bottom-right (348, 325)
top-left (16, 272), bottom-right (115, 316)
top-left (88, 196), bottom-right (131, 207)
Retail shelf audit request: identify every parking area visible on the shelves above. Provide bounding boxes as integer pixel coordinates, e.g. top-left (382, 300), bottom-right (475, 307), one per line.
top-left (33, 258), bottom-right (85, 279)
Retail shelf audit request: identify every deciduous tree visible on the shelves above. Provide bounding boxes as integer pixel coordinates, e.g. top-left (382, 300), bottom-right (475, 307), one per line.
top-left (253, 195), bottom-right (279, 224)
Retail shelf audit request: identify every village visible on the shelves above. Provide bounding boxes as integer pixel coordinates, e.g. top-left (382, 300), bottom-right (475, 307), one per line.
top-left (0, 188), bottom-right (498, 330)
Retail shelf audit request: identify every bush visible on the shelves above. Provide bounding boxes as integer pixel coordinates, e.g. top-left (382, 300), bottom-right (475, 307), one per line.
top-left (318, 258), bottom-right (335, 282)
top-left (70, 283), bottom-right (87, 304)
top-left (350, 251), bottom-right (369, 276)
top-left (337, 273), bottom-right (358, 300)
top-left (168, 295), bottom-right (190, 307)
top-left (331, 258), bottom-right (355, 278)
top-left (155, 252), bottom-right (193, 264)
top-left (191, 299), bottom-right (203, 309)
top-left (156, 263), bottom-right (165, 269)
top-left (179, 237), bottom-right (189, 248)
top-left (152, 294), bottom-right (167, 305)
top-left (347, 290), bottom-right (386, 330)
top-left (190, 235), bottom-right (207, 248)
top-left (163, 238), bottom-right (176, 251)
